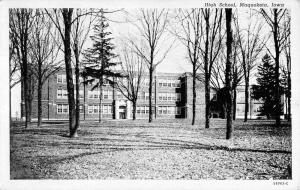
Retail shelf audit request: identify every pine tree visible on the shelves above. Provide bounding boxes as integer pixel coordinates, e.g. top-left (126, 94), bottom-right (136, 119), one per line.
top-left (252, 54), bottom-right (284, 119)
top-left (82, 10), bottom-right (122, 123)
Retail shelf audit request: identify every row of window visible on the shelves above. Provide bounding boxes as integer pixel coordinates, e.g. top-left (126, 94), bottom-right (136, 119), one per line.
top-left (137, 92), bottom-right (181, 101)
top-left (57, 89), bottom-right (84, 99)
top-left (57, 89), bottom-right (182, 102)
top-left (88, 104), bottom-right (113, 114)
top-left (158, 93), bottom-right (181, 101)
top-left (57, 74), bottom-right (84, 84)
top-left (57, 104), bottom-right (84, 114)
top-left (143, 79), bottom-right (181, 88)
top-left (57, 74), bottom-right (111, 85)
top-left (57, 104), bottom-right (182, 115)
top-left (88, 90), bottom-right (113, 100)
top-left (136, 106), bottom-right (181, 115)
top-left (157, 80), bottom-right (181, 88)
top-left (57, 74), bottom-right (181, 88)
top-left (158, 106), bottom-right (181, 115)
top-left (57, 104), bottom-right (112, 114)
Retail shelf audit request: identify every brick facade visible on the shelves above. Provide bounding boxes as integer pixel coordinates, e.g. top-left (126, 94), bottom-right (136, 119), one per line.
top-left (29, 69), bottom-right (207, 120)
top-left (27, 69), bottom-right (268, 121)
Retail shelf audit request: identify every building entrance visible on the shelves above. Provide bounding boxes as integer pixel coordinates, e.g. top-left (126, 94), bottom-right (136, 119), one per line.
top-left (119, 105), bottom-right (126, 119)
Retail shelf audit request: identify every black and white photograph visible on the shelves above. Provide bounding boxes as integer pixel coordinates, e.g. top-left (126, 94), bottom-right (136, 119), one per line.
top-left (0, 0), bottom-right (300, 189)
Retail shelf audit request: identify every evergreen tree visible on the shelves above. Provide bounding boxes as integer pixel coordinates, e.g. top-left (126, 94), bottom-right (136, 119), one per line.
top-left (82, 10), bottom-right (122, 123)
top-left (252, 54), bottom-right (284, 119)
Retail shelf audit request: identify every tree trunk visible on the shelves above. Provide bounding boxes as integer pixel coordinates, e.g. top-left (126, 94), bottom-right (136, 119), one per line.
top-left (149, 67), bottom-right (153, 123)
top-left (62, 9), bottom-right (77, 138)
top-left (244, 80), bottom-right (249, 122)
top-left (225, 8), bottom-right (234, 140)
top-left (132, 101), bottom-right (136, 120)
top-left (74, 42), bottom-right (80, 128)
top-left (37, 65), bottom-right (42, 127)
top-left (205, 73), bottom-right (210, 128)
top-left (154, 76), bottom-right (157, 119)
top-left (99, 83), bottom-right (103, 123)
top-left (83, 80), bottom-right (86, 120)
top-left (273, 9), bottom-right (281, 127)
top-left (47, 79), bottom-right (50, 120)
top-left (204, 13), bottom-right (209, 128)
top-left (24, 59), bottom-right (31, 128)
top-left (287, 57), bottom-right (291, 121)
top-left (192, 64), bottom-right (196, 125)
top-left (233, 87), bottom-right (237, 120)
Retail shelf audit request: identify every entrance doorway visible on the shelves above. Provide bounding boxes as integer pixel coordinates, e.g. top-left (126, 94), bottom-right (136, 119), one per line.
top-left (119, 105), bottom-right (126, 119)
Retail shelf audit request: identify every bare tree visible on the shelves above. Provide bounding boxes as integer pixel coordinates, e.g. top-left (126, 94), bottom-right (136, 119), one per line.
top-left (210, 39), bottom-right (244, 120)
top-left (131, 9), bottom-right (173, 123)
top-left (45, 8), bottom-right (78, 137)
top-left (71, 9), bottom-right (94, 124)
top-left (172, 9), bottom-right (203, 125)
top-left (9, 32), bottom-right (21, 89)
top-left (260, 8), bottom-right (290, 127)
top-left (225, 8), bottom-right (234, 140)
top-left (29, 9), bottom-right (62, 127)
top-left (200, 9), bottom-right (223, 128)
top-left (116, 44), bottom-right (145, 120)
top-left (9, 25), bottom-right (21, 122)
top-left (235, 10), bottom-right (265, 122)
top-left (282, 12), bottom-right (291, 121)
top-left (9, 9), bottom-right (35, 128)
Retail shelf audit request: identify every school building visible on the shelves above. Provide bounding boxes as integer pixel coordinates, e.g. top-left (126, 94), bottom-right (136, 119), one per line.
top-left (24, 69), bottom-right (266, 121)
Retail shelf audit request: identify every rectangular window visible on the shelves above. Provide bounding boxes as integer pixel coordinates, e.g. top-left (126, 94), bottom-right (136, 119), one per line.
top-left (167, 93), bottom-right (172, 101)
top-left (108, 90), bottom-right (113, 100)
top-left (140, 92), bottom-right (145, 101)
top-left (57, 104), bottom-right (69, 114)
top-left (108, 105), bottom-right (112, 114)
top-left (145, 106), bottom-right (149, 114)
top-left (88, 91), bottom-right (93, 99)
top-left (158, 106), bottom-right (162, 114)
top-left (57, 74), bottom-right (62, 83)
top-left (159, 93), bottom-right (163, 100)
top-left (79, 90), bottom-right (84, 99)
top-left (176, 107), bottom-right (181, 115)
top-left (57, 104), bottom-right (62, 113)
top-left (141, 106), bottom-right (145, 114)
top-left (93, 105), bottom-right (99, 113)
top-left (63, 90), bottom-right (68, 99)
top-left (175, 80), bottom-right (181, 88)
top-left (163, 93), bottom-right (167, 101)
top-left (137, 106), bottom-right (141, 114)
top-left (163, 106), bottom-right (167, 114)
top-left (79, 105), bottom-right (84, 113)
top-left (88, 105), bottom-right (93, 114)
top-left (63, 105), bottom-right (68, 113)
top-left (57, 89), bottom-right (62, 99)
top-left (57, 74), bottom-right (66, 84)
top-left (176, 93), bottom-right (181, 101)
top-left (103, 90), bottom-right (108, 99)
top-left (167, 106), bottom-right (171, 114)
top-left (163, 80), bottom-right (167, 87)
top-left (57, 89), bottom-right (68, 99)
top-left (94, 91), bottom-right (99, 99)
top-left (172, 93), bottom-right (176, 101)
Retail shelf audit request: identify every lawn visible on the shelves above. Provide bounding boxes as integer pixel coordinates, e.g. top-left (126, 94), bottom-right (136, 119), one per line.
top-left (10, 119), bottom-right (292, 180)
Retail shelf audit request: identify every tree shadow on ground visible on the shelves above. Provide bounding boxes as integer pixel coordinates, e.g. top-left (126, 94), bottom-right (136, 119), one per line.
top-left (43, 135), bottom-right (291, 166)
